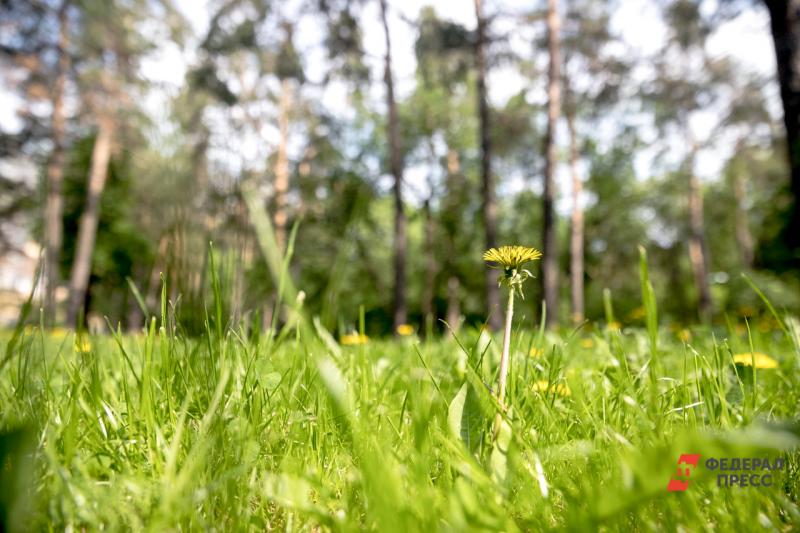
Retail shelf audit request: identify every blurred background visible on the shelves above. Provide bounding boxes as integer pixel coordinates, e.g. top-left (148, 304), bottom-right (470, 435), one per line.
top-left (0, 0), bottom-right (798, 336)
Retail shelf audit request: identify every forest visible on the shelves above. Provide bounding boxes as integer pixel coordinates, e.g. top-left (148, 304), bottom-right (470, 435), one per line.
top-left (1, 0), bottom-right (800, 531)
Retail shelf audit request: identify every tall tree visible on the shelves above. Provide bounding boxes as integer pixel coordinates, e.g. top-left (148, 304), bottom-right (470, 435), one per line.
top-left (560, 0), bottom-right (627, 324)
top-left (474, 0), bottom-right (501, 329)
top-left (565, 86), bottom-right (583, 323)
top-left (647, 0), bottom-right (718, 321)
top-left (542, 0), bottom-right (562, 327)
top-left (273, 22), bottom-right (304, 251)
top-left (379, 0), bottom-right (407, 331)
top-left (761, 0), bottom-right (800, 267)
top-left (65, 0), bottom-right (164, 325)
top-left (43, 0), bottom-right (70, 324)
top-left (66, 114), bottom-right (115, 325)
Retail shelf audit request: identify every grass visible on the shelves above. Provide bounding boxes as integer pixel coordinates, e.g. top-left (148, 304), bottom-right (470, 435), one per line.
top-left (1, 274), bottom-right (800, 530)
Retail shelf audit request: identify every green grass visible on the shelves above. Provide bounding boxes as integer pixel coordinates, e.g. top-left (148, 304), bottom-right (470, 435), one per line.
top-left (1, 296), bottom-right (800, 530)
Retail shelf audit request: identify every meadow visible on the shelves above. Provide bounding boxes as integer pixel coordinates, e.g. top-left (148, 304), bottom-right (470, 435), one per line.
top-left (1, 266), bottom-right (799, 532)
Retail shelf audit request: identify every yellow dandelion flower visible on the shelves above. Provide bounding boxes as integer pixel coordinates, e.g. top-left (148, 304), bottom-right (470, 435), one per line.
top-left (532, 380), bottom-right (571, 397)
top-left (396, 324), bottom-right (415, 336)
top-left (607, 321), bottom-right (621, 331)
top-left (74, 335), bottom-right (92, 353)
top-left (340, 333), bottom-right (369, 346)
top-left (580, 338), bottom-right (594, 348)
top-left (678, 329), bottom-right (691, 342)
top-left (627, 306), bottom-right (645, 320)
top-left (483, 245), bottom-right (542, 270)
top-left (738, 305), bottom-right (756, 317)
top-left (732, 352), bottom-right (778, 369)
top-left (529, 347), bottom-right (545, 358)
top-left (49, 327), bottom-right (70, 338)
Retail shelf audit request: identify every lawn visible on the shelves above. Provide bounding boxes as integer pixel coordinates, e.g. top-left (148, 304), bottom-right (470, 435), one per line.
top-left (1, 296), bottom-right (799, 531)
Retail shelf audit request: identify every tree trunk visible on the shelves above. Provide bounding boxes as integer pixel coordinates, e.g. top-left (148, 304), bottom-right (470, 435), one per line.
top-left (422, 196), bottom-right (436, 334)
top-left (444, 147), bottom-right (462, 330)
top-left (686, 142), bottom-right (712, 322)
top-left (763, 0), bottom-right (800, 265)
top-left (566, 107), bottom-right (583, 324)
top-left (274, 77), bottom-right (292, 251)
top-left (66, 117), bottom-right (114, 326)
top-left (542, 0), bottom-right (561, 328)
top-left (379, 0), bottom-right (407, 331)
top-left (474, 0), bottom-right (501, 330)
top-left (733, 141), bottom-right (755, 268)
top-left (43, 0), bottom-right (70, 326)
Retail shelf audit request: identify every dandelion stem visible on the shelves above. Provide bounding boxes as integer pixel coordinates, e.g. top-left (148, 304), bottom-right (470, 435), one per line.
top-left (494, 285), bottom-right (514, 436)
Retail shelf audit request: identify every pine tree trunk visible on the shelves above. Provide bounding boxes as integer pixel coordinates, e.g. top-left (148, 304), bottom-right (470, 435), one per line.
top-left (274, 77), bottom-right (291, 251)
top-left (66, 117), bottom-right (115, 326)
top-left (422, 197), bottom-right (436, 334)
top-left (763, 0), bottom-right (800, 265)
top-left (686, 142), bottom-right (712, 322)
top-left (566, 108), bottom-right (583, 324)
top-left (379, 0), bottom-right (407, 331)
top-left (43, 0), bottom-right (70, 326)
top-left (474, 0), bottom-right (501, 330)
top-left (445, 147), bottom-right (462, 330)
top-left (542, 0), bottom-right (561, 327)
top-left (733, 141), bottom-right (755, 268)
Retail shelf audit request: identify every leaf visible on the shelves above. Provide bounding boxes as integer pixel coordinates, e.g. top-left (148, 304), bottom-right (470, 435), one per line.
top-left (490, 409), bottom-right (513, 488)
top-left (448, 382), bottom-right (468, 439)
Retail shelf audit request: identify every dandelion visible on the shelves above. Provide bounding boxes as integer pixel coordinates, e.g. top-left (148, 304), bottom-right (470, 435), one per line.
top-left (50, 327), bottom-right (70, 338)
top-left (732, 352), bottom-right (778, 369)
top-left (529, 347), bottom-right (544, 358)
top-left (532, 380), bottom-right (571, 397)
top-left (340, 332), bottom-right (369, 346)
top-left (678, 329), bottom-right (691, 342)
top-left (483, 245), bottom-right (542, 273)
top-left (483, 245), bottom-right (542, 437)
top-left (74, 334), bottom-right (92, 353)
top-left (396, 324), bottom-right (415, 336)
top-left (627, 306), bottom-right (645, 320)
top-left (607, 321), bottom-right (621, 331)
top-left (580, 338), bottom-right (594, 349)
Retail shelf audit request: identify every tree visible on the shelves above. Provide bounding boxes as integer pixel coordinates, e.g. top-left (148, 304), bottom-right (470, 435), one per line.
top-left (542, 0), bottom-right (562, 327)
top-left (761, 0), bottom-right (800, 268)
top-left (42, 0), bottom-right (70, 324)
top-left (474, 0), bottom-right (501, 329)
top-left (561, 0), bottom-right (628, 324)
top-left (274, 22), bottom-right (304, 250)
top-left (378, 0), bottom-right (407, 332)
top-left (0, 0), bottom-right (73, 323)
top-left (65, 0), bottom-right (173, 325)
top-left (646, 0), bottom-right (718, 322)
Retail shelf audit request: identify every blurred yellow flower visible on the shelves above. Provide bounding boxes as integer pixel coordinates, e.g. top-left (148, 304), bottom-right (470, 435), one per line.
top-left (627, 306), bottom-right (645, 320)
top-left (340, 333), bottom-right (369, 346)
top-left (483, 245), bottom-right (542, 270)
top-left (678, 329), bottom-right (691, 342)
top-left (532, 380), bottom-right (571, 396)
top-left (74, 335), bottom-right (92, 353)
top-left (396, 324), bottom-right (415, 336)
top-left (607, 321), bottom-right (621, 331)
top-left (738, 305), bottom-right (756, 317)
top-left (529, 347), bottom-right (544, 358)
top-left (732, 352), bottom-right (778, 369)
top-left (49, 327), bottom-right (70, 338)
top-left (580, 338), bottom-right (594, 348)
